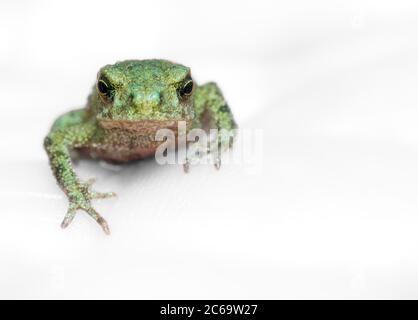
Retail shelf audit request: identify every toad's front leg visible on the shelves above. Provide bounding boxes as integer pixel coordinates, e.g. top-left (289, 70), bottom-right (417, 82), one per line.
top-left (184, 82), bottom-right (237, 172)
top-left (44, 123), bottom-right (115, 234)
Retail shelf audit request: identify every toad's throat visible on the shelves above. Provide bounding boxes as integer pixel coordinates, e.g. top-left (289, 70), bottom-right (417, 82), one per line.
top-left (99, 119), bottom-right (187, 132)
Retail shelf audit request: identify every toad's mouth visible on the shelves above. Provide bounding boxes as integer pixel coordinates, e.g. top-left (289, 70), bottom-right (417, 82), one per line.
top-left (99, 119), bottom-right (188, 132)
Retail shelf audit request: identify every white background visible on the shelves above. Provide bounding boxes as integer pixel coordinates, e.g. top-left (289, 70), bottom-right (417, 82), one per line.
top-left (1, 0), bottom-right (418, 299)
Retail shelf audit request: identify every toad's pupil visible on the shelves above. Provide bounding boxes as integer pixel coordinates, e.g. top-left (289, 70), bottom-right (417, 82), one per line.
top-left (98, 80), bottom-right (109, 94)
top-left (181, 81), bottom-right (193, 96)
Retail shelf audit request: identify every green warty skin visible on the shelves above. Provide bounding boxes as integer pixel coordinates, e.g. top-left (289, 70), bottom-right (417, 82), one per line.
top-left (44, 59), bottom-right (236, 234)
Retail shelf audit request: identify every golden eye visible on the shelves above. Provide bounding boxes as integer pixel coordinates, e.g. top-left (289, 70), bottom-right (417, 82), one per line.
top-left (179, 78), bottom-right (194, 98)
top-left (96, 77), bottom-right (114, 101)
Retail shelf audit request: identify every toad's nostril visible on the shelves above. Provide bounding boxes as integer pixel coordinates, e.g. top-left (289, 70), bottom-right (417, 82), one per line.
top-left (148, 92), bottom-right (161, 105)
top-left (132, 91), bottom-right (161, 111)
top-left (132, 92), bottom-right (143, 107)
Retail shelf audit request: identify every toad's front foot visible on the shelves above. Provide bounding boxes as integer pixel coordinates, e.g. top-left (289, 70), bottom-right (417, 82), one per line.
top-left (61, 178), bottom-right (116, 235)
top-left (183, 131), bottom-right (233, 173)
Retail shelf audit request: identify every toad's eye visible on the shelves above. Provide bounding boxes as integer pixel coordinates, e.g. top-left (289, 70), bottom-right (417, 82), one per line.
top-left (179, 78), bottom-right (194, 98)
top-left (97, 77), bottom-right (113, 101)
